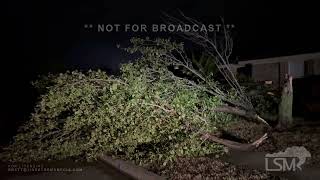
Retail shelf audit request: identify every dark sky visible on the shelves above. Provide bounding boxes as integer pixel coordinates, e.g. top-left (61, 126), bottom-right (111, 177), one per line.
top-left (227, 1), bottom-right (320, 59)
top-left (5, 1), bottom-right (320, 72)
top-left (5, 1), bottom-right (320, 71)
top-left (2, 0), bottom-right (320, 142)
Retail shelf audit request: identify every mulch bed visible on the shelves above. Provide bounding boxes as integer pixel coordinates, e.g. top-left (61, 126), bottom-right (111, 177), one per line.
top-left (155, 120), bottom-right (320, 180)
top-left (160, 157), bottom-right (275, 180)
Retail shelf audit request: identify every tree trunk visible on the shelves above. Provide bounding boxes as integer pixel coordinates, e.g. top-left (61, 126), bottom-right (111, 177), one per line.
top-left (184, 124), bottom-right (268, 151)
top-left (213, 106), bottom-right (270, 126)
top-left (277, 74), bottom-right (293, 129)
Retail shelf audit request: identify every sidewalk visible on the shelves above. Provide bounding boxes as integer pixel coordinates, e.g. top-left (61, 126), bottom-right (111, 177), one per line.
top-left (1, 160), bottom-right (133, 180)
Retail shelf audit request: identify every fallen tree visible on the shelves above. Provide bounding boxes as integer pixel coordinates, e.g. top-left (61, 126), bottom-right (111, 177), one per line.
top-left (1, 14), bottom-right (273, 166)
top-left (0, 36), bottom-right (270, 166)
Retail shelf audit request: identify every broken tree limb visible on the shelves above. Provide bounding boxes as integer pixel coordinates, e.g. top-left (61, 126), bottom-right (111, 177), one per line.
top-left (184, 123), bottom-right (268, 151)
top-left (200, 132), bottom-right (268, 151)
top-left (213, 105), bottom-right (270, 126)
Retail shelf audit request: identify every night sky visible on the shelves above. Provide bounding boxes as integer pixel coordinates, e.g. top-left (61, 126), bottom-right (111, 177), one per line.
top-left (2, 0), bottom-right (320, 143)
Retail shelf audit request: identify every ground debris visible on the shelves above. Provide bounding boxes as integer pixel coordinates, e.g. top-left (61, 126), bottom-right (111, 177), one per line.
top-left (155, 120), bottom-right (320, 180)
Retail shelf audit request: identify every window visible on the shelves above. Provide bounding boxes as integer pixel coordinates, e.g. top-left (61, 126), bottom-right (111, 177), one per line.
top-left (288, 61), bottom-right (304, 78)
top-left (237, 64), bottom-right (252, 77)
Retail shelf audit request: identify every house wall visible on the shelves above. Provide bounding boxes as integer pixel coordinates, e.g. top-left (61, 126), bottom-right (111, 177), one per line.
top-left (288, 60), bottom-right (304, 78)
top-left (232, 53), bottom-right (320, 90)
top-left (250, 60), bottom-right (318, 89)
top-left (314, 59), bottom-right (320, 75)
top-left (279, 62), bottom-right (289, 85)
top-left (252, 63), bottom-right (280, 87)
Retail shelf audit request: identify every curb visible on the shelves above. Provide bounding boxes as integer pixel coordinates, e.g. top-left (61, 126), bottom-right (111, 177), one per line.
top-left (97, 155), bottom-right (167, 180)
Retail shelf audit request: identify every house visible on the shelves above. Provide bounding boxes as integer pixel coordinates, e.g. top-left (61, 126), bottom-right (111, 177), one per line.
top-left (226, 52), bottom-right (320, 88)
top-left (221, 52), bottom-right (320, 118)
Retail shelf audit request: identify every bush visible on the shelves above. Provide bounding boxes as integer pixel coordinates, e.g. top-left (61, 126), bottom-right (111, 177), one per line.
top-left (1, 38), bottom-right (233, 167)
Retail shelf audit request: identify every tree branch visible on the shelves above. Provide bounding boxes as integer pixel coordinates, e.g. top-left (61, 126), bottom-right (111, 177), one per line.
top-left (213, 106), bottom-right (270, 126)
top-left (200, 132), bottom-right (268, 151)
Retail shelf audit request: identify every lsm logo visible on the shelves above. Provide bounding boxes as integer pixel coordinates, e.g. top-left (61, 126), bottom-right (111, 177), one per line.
top-left (265, 146), bottom-right (311, 171)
